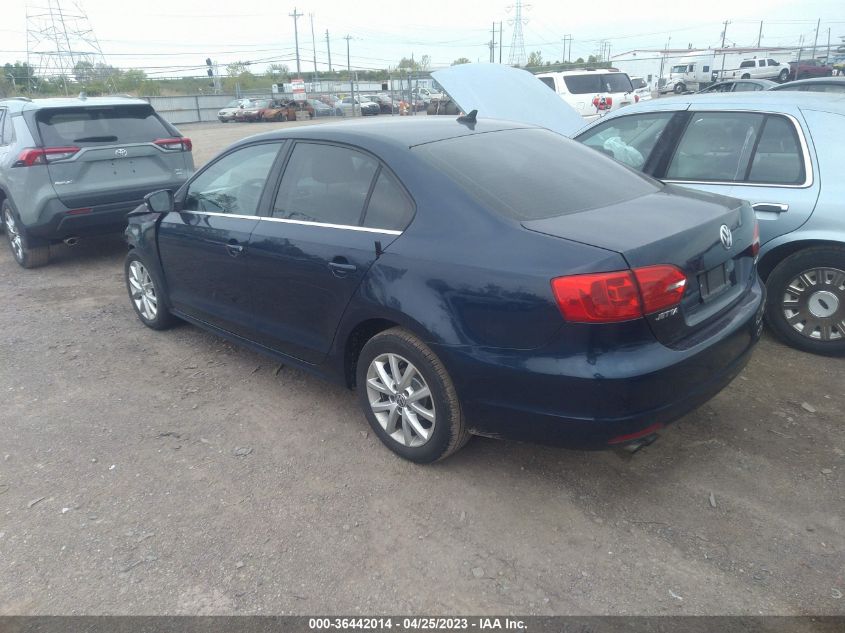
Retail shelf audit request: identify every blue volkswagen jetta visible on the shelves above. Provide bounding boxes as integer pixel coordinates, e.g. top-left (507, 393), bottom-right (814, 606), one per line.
top-left (124, 116), bottom-right (764, 463)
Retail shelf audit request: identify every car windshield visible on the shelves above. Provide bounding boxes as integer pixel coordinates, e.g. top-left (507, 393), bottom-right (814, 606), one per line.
top-left (671, 65), bottom-right (688, 73)
top-left (413, 128), bottom-right (659, 221)
top-left (35, 105), bottom-right (170, 146)
top-left (253, 100), bottom-right (270, 108)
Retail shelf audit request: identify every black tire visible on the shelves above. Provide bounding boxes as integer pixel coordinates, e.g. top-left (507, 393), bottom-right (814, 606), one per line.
top-left (124, 251), bottom-right (175, 330)
top-left (2, 200), bottom-right (50, 268)
top-left (673, 82), bottom-right (685, 94)
top-left (741, 73), bottom-right (751, 80)
top-left (764, 246), bottom-right (845, 356)
top-left (778, 68), bottom-right (789, 82)
top-left (356, 327), bottom-right (470, 463)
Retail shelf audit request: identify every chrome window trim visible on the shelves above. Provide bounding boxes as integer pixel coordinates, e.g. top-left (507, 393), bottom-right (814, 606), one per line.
top-left (662, 110), bottom-right (814, 189)
top-left (177, 209), bottom-right (402, 236)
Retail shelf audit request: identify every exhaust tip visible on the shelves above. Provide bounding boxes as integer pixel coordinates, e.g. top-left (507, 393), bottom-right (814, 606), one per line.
top-left (63, 236), bottom-right (80, 246)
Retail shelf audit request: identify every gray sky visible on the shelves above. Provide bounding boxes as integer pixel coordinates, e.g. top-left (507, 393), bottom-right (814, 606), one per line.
top-left (3, 0), bottom-right (843, 76)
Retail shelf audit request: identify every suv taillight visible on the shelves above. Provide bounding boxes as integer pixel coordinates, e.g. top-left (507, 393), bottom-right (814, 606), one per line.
top-left (551, 265), bottom-right (687, 323)
top-left (154, 137), bottom-right (192, 151)
top-left (12, 146), bottom-right (80, 167)
top-left (749, 221), bottom-right (760, 260)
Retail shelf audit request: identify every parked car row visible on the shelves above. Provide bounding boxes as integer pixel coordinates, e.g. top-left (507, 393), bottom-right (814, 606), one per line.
top-left (697, 76), bottom-right (845, 94)
top-left (218, 98), bottom-right (344, 123)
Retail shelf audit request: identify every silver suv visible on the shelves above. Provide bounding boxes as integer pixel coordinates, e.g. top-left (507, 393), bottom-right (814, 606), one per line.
top-left (0, 96), bottom-right (193, 267)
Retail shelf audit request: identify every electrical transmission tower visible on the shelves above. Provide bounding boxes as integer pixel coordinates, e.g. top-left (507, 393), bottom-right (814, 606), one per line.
top-left (506, 1), bottom-right (530, 66)
top-left (26, 0), bottom-right (111, 95)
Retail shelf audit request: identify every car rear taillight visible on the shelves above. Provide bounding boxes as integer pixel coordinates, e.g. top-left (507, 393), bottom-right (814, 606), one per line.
top-left (633, 265), bottom-right (687, 314)
top-left (749, 221), bottom-right (760, 260)
top-left (634, 94), bottom-right (640, 103)
top-left (12, 146), bottom-right (80, 167)
top-left (154, 137), bottom-right (192, 151)
top-left (551, 265), bottom-right (687, 323)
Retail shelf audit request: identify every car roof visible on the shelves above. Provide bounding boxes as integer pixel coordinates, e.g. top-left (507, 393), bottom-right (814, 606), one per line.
top-left (231, 116), bottom-right (534, 151)
top-left (598, 91), bottom-right (845, 118)
top-left (0, 95), bottom-right (150, 113)
top-left (536, 68), bottom-right (625, 76)
top-left (770, 77), bottom-right (845, 89)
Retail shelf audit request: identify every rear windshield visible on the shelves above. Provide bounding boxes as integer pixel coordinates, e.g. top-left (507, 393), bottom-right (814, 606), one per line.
top-left (413, 128), bottom-right (659, 221)
top-left (563, 73), bottom-right (632, 94)
top-left (36, 105), bottom-right (171, 146)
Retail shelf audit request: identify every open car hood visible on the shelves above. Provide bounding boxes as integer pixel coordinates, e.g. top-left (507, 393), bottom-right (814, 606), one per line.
top-left (432, 63), bottom-right (585, 137)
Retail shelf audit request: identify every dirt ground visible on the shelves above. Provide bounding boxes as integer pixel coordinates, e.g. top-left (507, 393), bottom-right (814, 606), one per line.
top-left (0, 119), bottom-right (843, 616)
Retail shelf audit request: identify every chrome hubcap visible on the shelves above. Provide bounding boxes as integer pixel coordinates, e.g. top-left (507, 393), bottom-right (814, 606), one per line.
top-left (366, 353), bottom-right (436, 447)
top-left (782, 267), bottom-right (845, 341)
top-left (128, 260), bottom-right (158, 321)
top-left (4, 209), bottom-right (23, 261)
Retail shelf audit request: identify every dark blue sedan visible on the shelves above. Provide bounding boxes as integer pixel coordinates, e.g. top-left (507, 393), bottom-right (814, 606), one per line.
top-left (124, 116), bottom-right (765, 463)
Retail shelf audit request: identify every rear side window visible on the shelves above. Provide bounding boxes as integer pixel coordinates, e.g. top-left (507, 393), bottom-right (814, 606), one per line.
top-left (602, 74), bottom-right (633, 93)
top-left (563, 74), bottom-right (602, 94)
top-left (740, 61), bottom-right (755, 68)
top-left (538, 77), bottom-right (556, 90)
top-left (666, 112), bottom-right (765, 182)
top-left (36, 105), bottom-right (171, 146)
top-left (414, 128), bottom-right (660, 221)
top-left (748, 116), bottom-right (804, 184)
top-left (273, 143), bottom-right (378, 226)
top-left (362, 170), bottom-right (414, 231)
top-left (733, 82), bottom-right (763, 92)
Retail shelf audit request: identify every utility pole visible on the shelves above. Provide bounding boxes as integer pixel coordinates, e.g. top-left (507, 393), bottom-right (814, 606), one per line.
top-left (757, 21), bottom-right (763, 48)
top-left (309, 13), bottom-right (319, 85)
top-left (344, 34), bottom-right (355, 116)
top-left (289, 7), bottom-right (303, 76)
top-left (490, 22), bottom-right (496, 63)
top-left (499, 22), bottom-right (503, 63)
top-left (810, 18), bottom-right (820, 60)
top-left (827, 28), bottom-right (831, 63)
top-left (719, 20), bottom-right (730, 78)
top-left (325, 29), bottom-right (332, 72)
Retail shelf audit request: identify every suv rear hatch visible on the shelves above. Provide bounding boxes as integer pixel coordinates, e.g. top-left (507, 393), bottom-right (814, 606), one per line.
top-left (34, 103), bottom-right (191, 209)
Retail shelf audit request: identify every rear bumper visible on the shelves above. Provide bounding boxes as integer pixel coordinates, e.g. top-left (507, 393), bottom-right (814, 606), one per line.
top-left (27, 186), bottom-right (184, 241)
top-left (432, 276), bottom-right (765, 450)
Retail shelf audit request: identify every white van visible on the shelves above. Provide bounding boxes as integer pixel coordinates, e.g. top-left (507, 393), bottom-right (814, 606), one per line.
top-left (535, 69), bottom-right (636, 121)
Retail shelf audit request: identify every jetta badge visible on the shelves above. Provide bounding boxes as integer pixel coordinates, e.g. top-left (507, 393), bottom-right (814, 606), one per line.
top-left (719, 224), bottom-right (733, 250)
top-left (114, 148), bottom-right (128, 158)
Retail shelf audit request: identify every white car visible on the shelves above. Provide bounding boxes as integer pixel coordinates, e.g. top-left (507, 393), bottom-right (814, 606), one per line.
top-left (217, 98), bottom-right (255, 123)
top-left (535, 69), bottom-right (636, 121)
top-left (630, 76), bottom-right (653, 101)
top-left (722, 58), bottom-right (790, 83)
top-left (411, 87), bottom-right (444, 103)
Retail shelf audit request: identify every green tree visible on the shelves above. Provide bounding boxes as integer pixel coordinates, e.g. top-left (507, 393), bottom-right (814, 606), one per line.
top-left (418, 54), bottom-right (432, 71)
top-left (397, 56), bottom-right (418, 70)
top-left (452, 57), bottom-right (471, 65)
top-left (266, 63), bottom-right (289, 83)
top-left (226, 61), bottom-right (249, 77)
top-left (526, 51), bottom-right (543, 67)
top-left (73, 60), bottom-right (95, 83)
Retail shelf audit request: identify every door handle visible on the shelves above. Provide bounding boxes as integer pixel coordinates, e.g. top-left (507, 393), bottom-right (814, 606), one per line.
top-left (225, 240), bottom-right (244, 257)
top-left (752, 202), bottom-right (789, 214)
top-left (328, 260), bottom-right (357, 278)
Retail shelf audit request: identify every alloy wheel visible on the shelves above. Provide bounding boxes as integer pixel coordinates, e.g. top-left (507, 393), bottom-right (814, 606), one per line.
top-left (4, 209), bottom-right (23, 262)
top-left (781, 267), bottom-right (845, 341)
top-left (128, 260), bottom-right (158, 321)
top-left (365, 353), bottom-right (436, 447)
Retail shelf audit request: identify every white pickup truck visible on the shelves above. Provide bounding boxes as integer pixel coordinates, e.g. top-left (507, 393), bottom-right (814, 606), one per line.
top-left (718, 58), bottom-right (790, 82)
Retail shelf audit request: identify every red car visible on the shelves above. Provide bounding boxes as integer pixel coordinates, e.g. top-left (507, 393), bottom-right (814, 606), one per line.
top-left (789, 59), bottom-right (834, 81)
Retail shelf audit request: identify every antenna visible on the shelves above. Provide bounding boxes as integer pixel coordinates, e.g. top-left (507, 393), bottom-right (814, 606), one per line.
top-left (26, 0), bottom-right (112, 95)
top-left (506, 1), bottom-right (530, 66)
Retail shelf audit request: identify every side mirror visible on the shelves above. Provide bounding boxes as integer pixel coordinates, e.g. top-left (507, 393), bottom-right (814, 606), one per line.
top-left (144, 189), bottom-right (174, 214)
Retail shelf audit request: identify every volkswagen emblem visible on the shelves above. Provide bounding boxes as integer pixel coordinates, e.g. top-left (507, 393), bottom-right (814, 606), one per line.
top-left (114, 148), bottom-right (128, 158)
top-left (719, 224), bottom-right (733, 250)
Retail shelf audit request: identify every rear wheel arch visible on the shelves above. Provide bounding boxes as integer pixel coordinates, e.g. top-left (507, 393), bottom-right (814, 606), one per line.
top-left (758, 239), bottom-right (845, 281)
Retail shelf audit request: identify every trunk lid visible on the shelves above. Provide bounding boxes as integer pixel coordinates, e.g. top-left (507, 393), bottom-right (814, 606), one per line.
top-left (35, 104), bottom-right (190, 208)
top-left (524, 185), bottom-right (758, 345)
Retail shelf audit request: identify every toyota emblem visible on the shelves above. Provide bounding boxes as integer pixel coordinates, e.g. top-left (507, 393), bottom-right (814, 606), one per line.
top-left (719, 224), bottom-right (732, 250)
top-left (114, 148), bottom-right (128, 158)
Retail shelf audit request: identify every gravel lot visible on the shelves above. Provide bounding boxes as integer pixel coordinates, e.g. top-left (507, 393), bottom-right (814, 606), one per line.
top-left (1, 118), bottom-right (843, 616)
